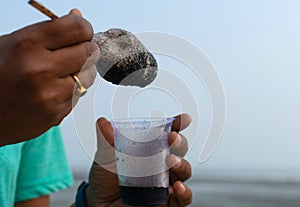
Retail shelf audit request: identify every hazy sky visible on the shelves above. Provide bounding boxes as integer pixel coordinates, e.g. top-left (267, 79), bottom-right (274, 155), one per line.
top-left (2, 0), bottom-right (300, 176)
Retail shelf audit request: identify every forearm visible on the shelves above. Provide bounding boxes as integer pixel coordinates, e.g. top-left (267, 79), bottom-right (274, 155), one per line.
top-left (14, 195), bottom-right (49, 207)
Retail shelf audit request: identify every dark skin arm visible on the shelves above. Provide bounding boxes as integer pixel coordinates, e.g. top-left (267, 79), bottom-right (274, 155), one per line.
top-left (14, 195), bottom-right (49, 207)
top-left (0, 9), bottom-right (100, 146)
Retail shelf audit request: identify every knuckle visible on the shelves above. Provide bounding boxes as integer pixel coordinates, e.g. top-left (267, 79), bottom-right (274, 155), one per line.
top-left (84, 42), bottom-right (100, 60)
top-left (11, 32), bottom-right (37, 51)
top-left (22, 62), bottom-right (50, 80)
top-left (15, 54), bottom-right (50, 81)
top-left (72, 16), bottom-right (93, 40)
top-left (9, 35), bottom-right (51, 80)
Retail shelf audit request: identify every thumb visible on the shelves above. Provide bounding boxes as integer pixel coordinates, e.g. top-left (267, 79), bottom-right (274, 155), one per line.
top-left (69, 8), bottom-right (83, 17)
top-left (94, 117), bottom-right (116, 170)
top-left (88, 118), bottom-right (119, 202)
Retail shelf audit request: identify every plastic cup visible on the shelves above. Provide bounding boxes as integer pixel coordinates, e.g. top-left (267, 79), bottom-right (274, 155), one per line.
top-left (111, 117), bottom-right (174, 206)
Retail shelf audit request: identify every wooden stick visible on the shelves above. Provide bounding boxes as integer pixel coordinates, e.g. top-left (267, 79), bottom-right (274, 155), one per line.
top-left (28, 0), bottom-right (58, 19)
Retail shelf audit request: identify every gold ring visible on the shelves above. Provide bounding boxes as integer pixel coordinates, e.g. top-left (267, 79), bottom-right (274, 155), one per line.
top-left (72, 75), bottom-right (87, 97)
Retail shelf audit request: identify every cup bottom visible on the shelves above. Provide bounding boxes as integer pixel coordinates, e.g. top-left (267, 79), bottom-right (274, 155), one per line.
top-left (120, 186), bottom-right (168, 206)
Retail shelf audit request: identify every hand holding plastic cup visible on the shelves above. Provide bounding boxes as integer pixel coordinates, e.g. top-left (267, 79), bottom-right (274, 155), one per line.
top-left (111, 117), bottom-right (174, 206)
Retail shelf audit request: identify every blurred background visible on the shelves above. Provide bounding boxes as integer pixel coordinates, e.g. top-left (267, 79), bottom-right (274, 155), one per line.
top-left (2, 0), bottom-right (300, 206)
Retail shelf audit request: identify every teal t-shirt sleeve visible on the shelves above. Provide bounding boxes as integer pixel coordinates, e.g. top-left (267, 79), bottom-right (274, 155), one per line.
top-left (15, 126), bottom-right (74, 202)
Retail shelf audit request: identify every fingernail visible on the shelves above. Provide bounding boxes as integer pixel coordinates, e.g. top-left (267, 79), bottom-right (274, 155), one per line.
top-left (177, 182), bottom-right (186, 193)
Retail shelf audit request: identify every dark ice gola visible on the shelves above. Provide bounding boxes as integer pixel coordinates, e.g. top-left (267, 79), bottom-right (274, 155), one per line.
top-left (93, 28), bottom-right (158, 87)
top-left (120, 186), bottom-right (168, 206)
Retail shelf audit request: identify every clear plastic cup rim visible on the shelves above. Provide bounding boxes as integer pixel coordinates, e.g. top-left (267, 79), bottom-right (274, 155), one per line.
top-left (111, 117), bottom-right (175, 128)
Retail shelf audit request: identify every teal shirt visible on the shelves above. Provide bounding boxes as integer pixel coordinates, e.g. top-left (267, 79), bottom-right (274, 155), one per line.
top-left (0, 126), bottom-right (74, 206)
